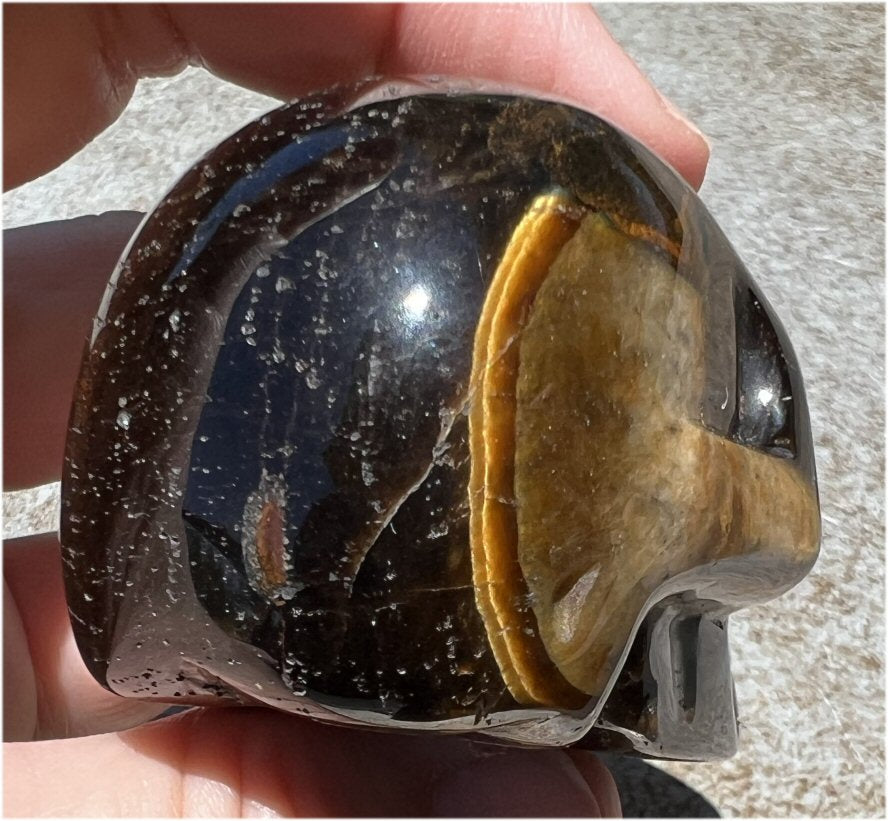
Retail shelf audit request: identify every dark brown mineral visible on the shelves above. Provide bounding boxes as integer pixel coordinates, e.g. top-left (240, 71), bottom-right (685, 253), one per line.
top-left (61, 80), bottom-right (819, 757)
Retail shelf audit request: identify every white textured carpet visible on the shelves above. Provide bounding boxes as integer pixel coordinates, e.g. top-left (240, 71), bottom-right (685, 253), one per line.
top-left (4, 4), bottom-right (884, 816)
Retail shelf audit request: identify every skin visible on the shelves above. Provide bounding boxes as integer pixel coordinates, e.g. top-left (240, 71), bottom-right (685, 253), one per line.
top-left (3, 3), bottom-right (708, 816)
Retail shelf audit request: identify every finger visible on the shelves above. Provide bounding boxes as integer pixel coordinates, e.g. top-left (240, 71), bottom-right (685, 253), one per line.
top-left (3, 211), bottom-right (143, 491)
top-left (569, 750), bottom-right (624, 817)
top-left (4, 533), bottom-right (168, 740)
top-left (4, 3), bottom-right (708, 191)
top-left (4, 706), bottom-right (619, 816)
top-left (3, 579), bottom-right (37, 741)
top-left (381, 3), bottom-right (708, 187)
top-left (431, 747), bottom-right (606, 817)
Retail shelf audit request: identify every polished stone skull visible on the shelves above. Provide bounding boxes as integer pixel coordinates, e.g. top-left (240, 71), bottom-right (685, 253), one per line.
top-left (62, 79), bottom-right (820, 760)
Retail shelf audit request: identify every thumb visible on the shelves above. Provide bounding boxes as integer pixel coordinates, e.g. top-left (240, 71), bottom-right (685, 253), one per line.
top-left (4, 707), bottom-right (620, 817)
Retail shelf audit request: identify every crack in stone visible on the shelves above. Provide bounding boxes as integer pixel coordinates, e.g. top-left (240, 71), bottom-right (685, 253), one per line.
top-left (348, 395), bottom-right (471, 595)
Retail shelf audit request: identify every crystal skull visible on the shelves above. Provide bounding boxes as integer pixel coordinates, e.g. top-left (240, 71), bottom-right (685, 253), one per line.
top-left (61, 79), bottom-right (820, 758)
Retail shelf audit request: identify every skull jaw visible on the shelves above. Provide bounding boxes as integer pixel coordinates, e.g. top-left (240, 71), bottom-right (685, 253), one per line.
top-left (568, 545), bottom-right (817, 760)
top-left (573, 598), bottom-right (739, 761)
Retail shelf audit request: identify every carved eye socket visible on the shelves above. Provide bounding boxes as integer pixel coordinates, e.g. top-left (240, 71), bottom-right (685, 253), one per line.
top-left (731, 286), bottom-right (798, 459)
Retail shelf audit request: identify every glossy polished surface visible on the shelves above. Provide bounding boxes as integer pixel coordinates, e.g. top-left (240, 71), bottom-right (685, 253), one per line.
top-left (61, 81), bottom-right (820, 756)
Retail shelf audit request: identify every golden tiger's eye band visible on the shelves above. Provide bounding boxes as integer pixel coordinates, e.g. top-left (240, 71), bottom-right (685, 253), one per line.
top-left (468, 193), bottom-right (585, 708)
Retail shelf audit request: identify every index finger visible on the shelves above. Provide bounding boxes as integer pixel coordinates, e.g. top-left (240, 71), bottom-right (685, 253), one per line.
top-left (3, 3), bottom-right (708, 190)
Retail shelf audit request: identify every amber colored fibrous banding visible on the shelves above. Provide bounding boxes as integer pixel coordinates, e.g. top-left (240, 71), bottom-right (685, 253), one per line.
top-left (468, 193), bottom-right (586, 709)
top-left (607, 213), bottom-right (681, 261)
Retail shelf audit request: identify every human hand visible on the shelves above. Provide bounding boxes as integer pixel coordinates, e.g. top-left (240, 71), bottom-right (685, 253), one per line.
top-left (4, 4), bottom-right (708, 815)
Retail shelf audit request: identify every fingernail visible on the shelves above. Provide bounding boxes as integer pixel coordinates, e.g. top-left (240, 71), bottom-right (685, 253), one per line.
top-left (432, 748), bottom-right (603, 817)
top-left (655, 88), bottom-right (711, 151)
